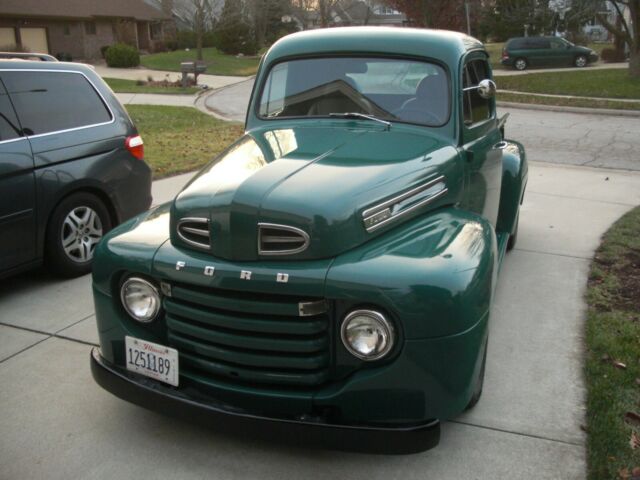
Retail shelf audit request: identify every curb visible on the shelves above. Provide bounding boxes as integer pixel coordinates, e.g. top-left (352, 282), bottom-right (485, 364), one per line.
top-left (194, 89), bottom-right (242, 122)
top-left (496, 101), bottom-right (640, 118)
top-left (196, 77), bottom-right (255, 122)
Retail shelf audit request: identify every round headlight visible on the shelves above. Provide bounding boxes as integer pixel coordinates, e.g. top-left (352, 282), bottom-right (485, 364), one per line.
top-left (120, 277), bottom-right (161, 323)
top-left (340, 310), bottom-right (395, 361)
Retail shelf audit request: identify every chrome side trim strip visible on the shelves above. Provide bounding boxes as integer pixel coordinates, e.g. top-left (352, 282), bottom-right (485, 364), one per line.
top-left (177, 217), bottom-right (211, 250)
top-left (362, 175), bottom-right (448, 233)
top-left (258, 222), bottom-right (310, 256)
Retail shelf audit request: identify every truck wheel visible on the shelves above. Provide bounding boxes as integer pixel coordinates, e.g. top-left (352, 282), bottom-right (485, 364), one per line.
top-left (514, 58), bottom-right (528, 71)
top-left (465, 342), bottom-right (487, 411)
top-left (507, 210), bottom-right (519, 251)
top-left (45, 192), bottom-right (112, 277)
top-left (574, 55), bottom-right (587, 67)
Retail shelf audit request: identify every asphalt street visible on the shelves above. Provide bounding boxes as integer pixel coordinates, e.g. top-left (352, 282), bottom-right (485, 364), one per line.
top-left (1, 84), bottom-right (640, 478)
top-left (205, 78), bottom-right (640, 172)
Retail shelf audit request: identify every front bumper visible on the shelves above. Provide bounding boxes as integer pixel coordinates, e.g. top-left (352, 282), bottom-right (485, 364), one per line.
top-left (91, 348), bottom-right (440, 454)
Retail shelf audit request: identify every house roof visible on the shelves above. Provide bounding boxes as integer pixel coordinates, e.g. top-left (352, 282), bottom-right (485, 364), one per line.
top-left (0, 0), bottom-right (169, 21)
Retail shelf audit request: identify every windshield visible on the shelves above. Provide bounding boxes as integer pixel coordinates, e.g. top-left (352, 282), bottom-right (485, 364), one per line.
top-left (258, 57), bottom-right (450, 127)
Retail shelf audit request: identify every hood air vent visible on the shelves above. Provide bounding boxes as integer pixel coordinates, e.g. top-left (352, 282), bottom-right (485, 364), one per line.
top-left (177, 217), bottom-right (210, 250)
top-left (258, 223), bottom-right (309, 256)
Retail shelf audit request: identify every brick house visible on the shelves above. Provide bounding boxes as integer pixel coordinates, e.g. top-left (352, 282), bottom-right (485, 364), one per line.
top-left (0, 0), bottom-right (175, 60)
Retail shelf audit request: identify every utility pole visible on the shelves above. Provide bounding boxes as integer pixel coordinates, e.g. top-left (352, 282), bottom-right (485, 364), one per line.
top-left (464, 1), bottom-right (471, 35)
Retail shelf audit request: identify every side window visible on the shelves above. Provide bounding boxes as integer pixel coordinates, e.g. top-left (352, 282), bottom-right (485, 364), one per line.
top-left (2, 71), bottom-right (112, 136)
top-left (0, 81), bottom-right (22, 142)
top-left (259, 62), bottom-right (288, 117)
top-left (550, 39), bottom-right (564, 49)
top-left (463, 59), bottom-right (491, 126)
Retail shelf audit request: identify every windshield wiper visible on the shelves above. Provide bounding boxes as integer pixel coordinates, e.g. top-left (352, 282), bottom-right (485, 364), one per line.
top-left (329, 112), bottom-right (391, 130)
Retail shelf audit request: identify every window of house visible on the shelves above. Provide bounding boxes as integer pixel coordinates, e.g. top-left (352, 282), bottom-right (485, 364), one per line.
top-left (2, 72), bottom-right (112, 136)
top-left (85, 21), bottom-right (97, 35)
top-left (63, 23), bottom-right (71, 36)
top-left (463, 59), bottom-right (491, 126)
top-left (150, 22), bottom-right (162, 40)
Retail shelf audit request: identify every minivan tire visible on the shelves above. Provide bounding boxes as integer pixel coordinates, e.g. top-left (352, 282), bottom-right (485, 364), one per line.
top-left (45, 192), bottom-right (112, 277)
top-left (575, 55), bottom-right (587, 67)
top-left (514, 58), bottom-right (528, 71)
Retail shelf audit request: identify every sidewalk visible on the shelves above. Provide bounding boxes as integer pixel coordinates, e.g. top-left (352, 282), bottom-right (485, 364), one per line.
top-left (94, 65), bottom-right (249, 90)
top-left (115, 92), bottom-right (197, 107)
top-left (499, 89), bottom-right (640, 104)
top-left (493, 61), bottom-right (628, 76)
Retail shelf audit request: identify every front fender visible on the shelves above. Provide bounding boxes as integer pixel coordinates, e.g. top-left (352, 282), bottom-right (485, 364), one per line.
top-left (326, 207), bottom-right (498, 339)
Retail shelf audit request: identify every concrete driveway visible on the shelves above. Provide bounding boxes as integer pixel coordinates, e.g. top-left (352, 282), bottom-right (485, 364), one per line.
top-left (2, 112), bottom-right (640, 477)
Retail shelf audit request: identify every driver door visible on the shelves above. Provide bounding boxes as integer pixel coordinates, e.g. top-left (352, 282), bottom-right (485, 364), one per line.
top-left (460, 56), bottom-right (503, 227)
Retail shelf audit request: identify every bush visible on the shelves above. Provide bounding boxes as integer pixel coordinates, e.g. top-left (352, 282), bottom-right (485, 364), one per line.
top-left (176, 30), bottom-right (197, 49)
top-left (601, 48), bottom-right (626, 63)
top-left (100, 45), bottom-right (110, 58)
top-left (166, 40), bottom-right (178, 51)
top-left (151, 41), bottom-right (167, 53)
top-left (105, 43), bottom-right (140, 68)
top-left (55, 52), bottom-right (72, 61)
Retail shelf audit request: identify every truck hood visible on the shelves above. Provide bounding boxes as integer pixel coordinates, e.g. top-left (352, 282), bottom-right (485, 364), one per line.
top-left (170, 123), bottom-right (463, 261)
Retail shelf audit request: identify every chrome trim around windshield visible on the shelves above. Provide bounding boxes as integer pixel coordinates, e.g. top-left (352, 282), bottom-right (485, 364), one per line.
top-left (362, 175), bottom-right (448, 233)
top-left (258, 223), bottom-right (310, 256)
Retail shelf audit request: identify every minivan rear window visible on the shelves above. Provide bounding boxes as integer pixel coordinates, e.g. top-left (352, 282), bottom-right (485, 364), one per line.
top-left (0, 82), bottom-right (22, 142)
top-left (1, 71), bottom-right (112, 136)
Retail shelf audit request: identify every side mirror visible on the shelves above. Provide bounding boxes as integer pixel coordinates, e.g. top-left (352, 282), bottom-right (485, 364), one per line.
top-left (478, 79), bottom-right (497, 99)
top-left (464, 79), bottom-right (497, 99)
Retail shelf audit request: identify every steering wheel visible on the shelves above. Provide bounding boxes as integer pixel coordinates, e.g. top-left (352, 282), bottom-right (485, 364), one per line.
top-left (391, 106), bottom-right (442, 125)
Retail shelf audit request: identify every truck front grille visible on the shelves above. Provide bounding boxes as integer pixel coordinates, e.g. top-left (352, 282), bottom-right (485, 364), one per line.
top-left (163, 283), bottom-right (331, 387)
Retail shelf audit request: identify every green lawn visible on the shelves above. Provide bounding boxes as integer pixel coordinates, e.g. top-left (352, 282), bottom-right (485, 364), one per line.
top-left (126, 105), bottom-right (243, 178)
top-left (485, 42), bottom-right (505, 70)
top-left (140, 48), bottom-right (260, 76)
top-left (486, 42), bottom-right (613, 71)
top-left (104, 78), bottom-right (200, 95)
top-left (585, 206), bottom-right (640, 479)
top-left (497, 69), bottom-right (640, 100)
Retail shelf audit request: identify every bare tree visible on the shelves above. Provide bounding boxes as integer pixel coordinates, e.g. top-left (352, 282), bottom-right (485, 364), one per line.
top-left (190, 0), bottom-right (222, 61)
top-left (594, 0), bottom-right (639, 78)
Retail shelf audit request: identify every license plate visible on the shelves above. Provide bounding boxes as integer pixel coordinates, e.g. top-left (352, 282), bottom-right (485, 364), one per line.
top-left (125, 336), bottom-right (179, 387)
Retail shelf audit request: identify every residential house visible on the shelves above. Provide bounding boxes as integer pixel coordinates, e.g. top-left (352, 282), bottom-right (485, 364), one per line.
top-left (292, 0), bottom-right (407, 30)
top-left (0, 0), bottom-right (175, 60)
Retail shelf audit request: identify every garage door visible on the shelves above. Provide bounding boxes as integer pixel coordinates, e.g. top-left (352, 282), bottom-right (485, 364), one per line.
top-left (0, 27), bottom-right (16, 47)
top-left (20, 28), bottom-right (49, 53)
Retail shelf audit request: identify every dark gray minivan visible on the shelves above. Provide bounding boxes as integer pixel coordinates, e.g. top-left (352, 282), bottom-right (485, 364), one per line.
top-left (0, 61), bottom-right (152, 278)
top-left (501, 36), bottom-right (598, 70)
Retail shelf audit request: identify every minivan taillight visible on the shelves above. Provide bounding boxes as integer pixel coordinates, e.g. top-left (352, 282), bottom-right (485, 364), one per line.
top-left (125, 135), bottom-right (144, 160)
top-left (502, 48), bottom-right (509, 60)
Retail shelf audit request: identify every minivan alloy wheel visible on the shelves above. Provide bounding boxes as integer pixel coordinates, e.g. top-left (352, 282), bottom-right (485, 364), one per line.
top-left (575, 55), bottom-right (587, 67)
top-left (61, 206), bottom-right (104, 263)
top-left (514, 58), bottom-right (527, 71)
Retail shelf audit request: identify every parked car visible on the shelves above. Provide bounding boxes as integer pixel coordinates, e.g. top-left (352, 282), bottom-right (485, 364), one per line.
top-left (0, 60), bottom-right (152, 279)
top-left (0, 51), bottom-right (58, 62)
top-left (501, 36), bottom-right (599, 70)
top-left (90, 27), bottom-right (527, 454)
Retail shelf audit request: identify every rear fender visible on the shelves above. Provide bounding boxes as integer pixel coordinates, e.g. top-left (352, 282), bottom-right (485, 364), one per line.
top-left (496, 140), bottom-right (527, 236)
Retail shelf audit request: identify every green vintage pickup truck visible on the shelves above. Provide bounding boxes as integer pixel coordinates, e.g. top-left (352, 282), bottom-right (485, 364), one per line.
top-left (91, 27), bottom-right (527, 454)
